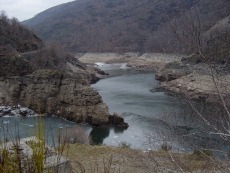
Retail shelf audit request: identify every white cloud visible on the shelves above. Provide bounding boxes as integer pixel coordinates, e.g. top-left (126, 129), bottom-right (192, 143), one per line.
top-left (0, 0), bottom-right (75, 21)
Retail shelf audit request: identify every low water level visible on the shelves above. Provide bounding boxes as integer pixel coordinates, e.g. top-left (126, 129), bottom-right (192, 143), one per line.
top-left (90, 64), bottom-right (189, 150)
top-left (0, 63), bottom-right (215, 152)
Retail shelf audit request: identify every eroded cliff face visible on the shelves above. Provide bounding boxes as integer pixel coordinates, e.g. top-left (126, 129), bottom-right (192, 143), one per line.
top-left (0, 54), bottom-right (111, 126)
top-left (0, 14), bottom-right (114, 126)
top-left (0, 70), bottom-right (109, 125)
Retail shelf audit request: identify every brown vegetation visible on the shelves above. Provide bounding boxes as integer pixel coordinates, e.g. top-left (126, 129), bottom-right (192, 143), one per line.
top-left (0, 12), bottom-right (43, 55)
top-left (24, 0), bottom-right (230, 54)
top-left (153, 4), bottom-right (230, 172)
top-left (64, 144), bottom-right (229, 173)
top-left (0, 13), bottom-right (113, 126)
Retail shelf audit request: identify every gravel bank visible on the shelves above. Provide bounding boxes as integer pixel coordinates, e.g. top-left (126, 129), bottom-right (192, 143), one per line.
top-left (77, 52), bottom-right (184, 71)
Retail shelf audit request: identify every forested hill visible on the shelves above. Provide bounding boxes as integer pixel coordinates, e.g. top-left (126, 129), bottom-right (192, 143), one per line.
top-left (0, 13), bottom-right (43, 55)
top-left (23, 0), bottom-right (230, 53)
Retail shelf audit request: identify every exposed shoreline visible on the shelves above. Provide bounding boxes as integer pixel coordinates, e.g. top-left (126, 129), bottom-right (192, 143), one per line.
top-left (77, 52), bottom-right (184, 72)
top-left (78, 52), bottom-right (230, 103)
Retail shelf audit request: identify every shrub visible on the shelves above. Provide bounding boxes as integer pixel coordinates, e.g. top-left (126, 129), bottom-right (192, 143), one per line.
top-left (160, 142), bottom-right (172, 151)
top-left (0, 116), bottom-right (70, 173)
top-left (119, 142), bottom-right (131, 148)
top-left (192, 149), bottom-right (213, 158)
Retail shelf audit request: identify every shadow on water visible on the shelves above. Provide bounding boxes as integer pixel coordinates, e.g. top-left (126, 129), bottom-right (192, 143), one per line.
top-left (89, 126), bottom-right (127, 145)
top-left (89, 127), bottom-right (110, 145)
top-left (113, 126), bottom-right (128, 134)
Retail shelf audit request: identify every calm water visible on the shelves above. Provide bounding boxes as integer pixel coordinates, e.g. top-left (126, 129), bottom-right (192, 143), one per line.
top-left (0, 116), bottom-right (92, 145)
top-left (0, 63), bottom-right (223, 152)
top-left (91, 63), bottom-right (190, 150)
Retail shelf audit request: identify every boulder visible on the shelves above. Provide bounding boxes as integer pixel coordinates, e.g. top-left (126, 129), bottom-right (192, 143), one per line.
top-left (109, 113), bottom-right (129, 127)
top-left (155, 62), bottom-right (192, 82)
top-left (0, 105), bottom-right (36, 117)
top-left (155, 68), bottom-right (191, 81)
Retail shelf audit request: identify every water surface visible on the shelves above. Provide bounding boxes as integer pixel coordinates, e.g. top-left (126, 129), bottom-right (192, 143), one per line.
top-left (91, 63), bottom-right (188, 150)
top-left (0, 63), bottom-right (214, 152)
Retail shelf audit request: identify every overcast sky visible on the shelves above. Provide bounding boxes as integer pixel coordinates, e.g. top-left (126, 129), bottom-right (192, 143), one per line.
top-left (0, 0), bottom-right (75, 21)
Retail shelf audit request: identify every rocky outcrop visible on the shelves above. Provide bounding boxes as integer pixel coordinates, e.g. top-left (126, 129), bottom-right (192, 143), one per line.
top-left (0, 53), bottom-right (112, 125)
top-left (155, 63), bottom-right (230, 102)
top-left (0, 69), bottom-right (110, 126)
top-left (155, 61), bottom-right (192, 82)
top-left (109, 113), bottom-right (129, 127)
top-left (155, 57), bottom-right (230, 102)
top-left (0, 53), bottom-right (128, 126)
top-left (0, 14), bottom-right (127, 127)
top-left (160, 73), bottom-right (230, 102)
top-left (155, 67), bottom-right (191, 81)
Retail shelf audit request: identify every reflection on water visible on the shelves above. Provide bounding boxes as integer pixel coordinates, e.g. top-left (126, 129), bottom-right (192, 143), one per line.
top-left (0, 116), bottom-right (91, 146)
top-left (113, 126), bottom-right (128, 134)
top-left (91, 64), bottom-right (188, 150)
top-left (89, 126), bottom-right (128, 145)
top-left (0, 116), bottom-right (126, 146)
top-left (91, 63), bottom-right (230, 157)
top-left (90, 127), bottom-right (110, 145)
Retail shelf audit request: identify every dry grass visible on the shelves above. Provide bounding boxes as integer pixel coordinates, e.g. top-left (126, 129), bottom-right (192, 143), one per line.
top-left (63, 144), bottom-right (229, 173)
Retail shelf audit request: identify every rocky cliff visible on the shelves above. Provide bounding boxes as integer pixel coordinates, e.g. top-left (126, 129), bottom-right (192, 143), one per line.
top-left (0, 14), bottom-right (127, 126)
top-left (0, 69), bottom-right (109, 125)
top-left (0, 53), bottom-right (111, 125)
top-left (0, 54), bottom-right (129, 126)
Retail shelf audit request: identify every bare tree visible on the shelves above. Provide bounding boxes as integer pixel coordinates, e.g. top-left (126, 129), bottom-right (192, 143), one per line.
top-left (164, 5), bottom-right (230, 169)
top-left (141, 5), bottom-right (230, 172)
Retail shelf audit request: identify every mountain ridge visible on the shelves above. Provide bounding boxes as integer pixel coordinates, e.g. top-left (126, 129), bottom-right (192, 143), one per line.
top-left (23, 0), bottom-right (230, 54)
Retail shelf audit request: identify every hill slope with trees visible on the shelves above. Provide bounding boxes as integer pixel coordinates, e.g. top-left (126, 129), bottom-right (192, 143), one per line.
top-left (23, 0), bottom-right (230, 54)
top-left (0, 13), bottom-right (43, 55)
top-left (0, 14), bottom-right (119, 127)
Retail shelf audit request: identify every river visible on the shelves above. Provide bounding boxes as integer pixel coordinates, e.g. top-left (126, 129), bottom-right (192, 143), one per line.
top-left (0, 63), bottom-right (223, 153)
top-left (90, 63), bottom-right (190, 151)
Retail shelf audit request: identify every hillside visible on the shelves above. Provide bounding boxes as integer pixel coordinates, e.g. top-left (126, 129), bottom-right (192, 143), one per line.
top-left (0, 14), bottom-right (116, 127)
top-left (0, 13), bottom-right (43, 55)
top-left (23, 0), bottom-right (230, 53)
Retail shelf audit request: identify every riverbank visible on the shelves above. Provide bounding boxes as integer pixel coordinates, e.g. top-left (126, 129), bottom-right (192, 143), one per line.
top-left (78, 52), bottom-right (230, 102)
top-left (155, 57), bottom-right (230, 102)
top-left (77, 52), bottom-right (183, 72)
